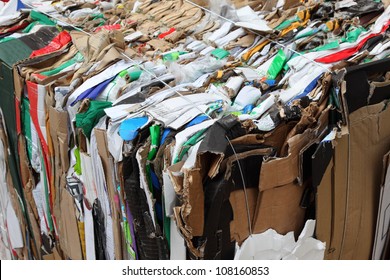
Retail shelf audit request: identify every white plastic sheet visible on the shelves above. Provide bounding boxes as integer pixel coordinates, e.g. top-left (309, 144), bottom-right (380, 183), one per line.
top-left (235, 220), bottom-right (325, 260)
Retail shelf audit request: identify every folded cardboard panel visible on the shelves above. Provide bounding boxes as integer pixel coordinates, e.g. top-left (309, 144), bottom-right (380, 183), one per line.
top-left (372, 151), bottom-right (390, 259)
top-left (316, 59), bottom-right (390, 260)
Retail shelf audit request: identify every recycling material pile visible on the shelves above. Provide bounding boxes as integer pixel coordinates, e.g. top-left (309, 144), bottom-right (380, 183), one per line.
top-left (1, 0), bottom-right (390, 260)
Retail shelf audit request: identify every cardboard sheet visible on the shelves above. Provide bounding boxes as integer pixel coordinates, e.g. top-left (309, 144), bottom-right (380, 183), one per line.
top-left (373, 152), bottom-right (390, 259)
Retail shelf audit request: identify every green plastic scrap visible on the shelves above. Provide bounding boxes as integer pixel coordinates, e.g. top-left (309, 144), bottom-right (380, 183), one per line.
top-left (21, 98), bottom-right (33, 162)
top-left (267, 49), bottom-right (287, 80)
top-left (164, 215), bottom-right (170, 248)
top-left (163, 51), bottom-right (187, 61)
top-left (114, 67), bottom-right (143, 82)
top-left (124, 221), bottom-right (137, 259)
top-left (30, 10), bottom-right (56, 26)
top-left (92, 13), bottom-right (106, 20)
top-left (144, 125), bottom-right (172, 245)
top-left (101, 67), bottom-right (142, 102)
top-left (146, 125), bottom-right (161, 194)
top-left (311, 40), bottom-right (340, 52)
top-left (40, 52), bottom-right (84, 76)
top-left (23, 10), bottom-right (57, 33)
top-left (75, 101), bottom-right (112, 138)
top-left (117, 184), bottom-right (137, 259)
top-left (343, 26), bottom-right (366, 43)
top-left (211, 48), bottom-right (230, 60)
top-left (310, 26), bottom-right (365, 53)
top-left (0, 37), bottom-right (15, 43)
top-left (363, 58), bottom-right (373, 63)
top-left (173, 128), bottom-right (207, 164)
top-left (23, 22), bottom-right (37, 33)
top-left (147, 125), bottom-right (161, 162)
top-left (231, 111), bottom-right (242, 116)
top-left (127, 69), bottom-right (142, 82)
top-left (275, 16), bottom-right (299, 31)
top-left (74, 148), bottom-right (82, 175)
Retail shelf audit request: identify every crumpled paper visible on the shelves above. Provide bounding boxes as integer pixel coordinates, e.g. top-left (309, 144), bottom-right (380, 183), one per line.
top-left (234, 220), bottom-right (326, 260)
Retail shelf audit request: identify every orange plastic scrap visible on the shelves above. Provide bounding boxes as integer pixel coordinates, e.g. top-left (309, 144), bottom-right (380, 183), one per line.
top-left (242, 39), bottom-right (270, 61)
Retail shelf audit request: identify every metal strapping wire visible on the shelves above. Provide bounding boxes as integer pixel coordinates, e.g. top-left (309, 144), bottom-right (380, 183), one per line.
top-left (21, 1), bottom-right (298, 239)
top-left (24, 1), bottom-right (329, 119)
top-left (23, 3), bottom-right (218, 119)
top-left (184, 0), bottom-right (332, 73)
top-left (225, 135), bottom-right (253, 236)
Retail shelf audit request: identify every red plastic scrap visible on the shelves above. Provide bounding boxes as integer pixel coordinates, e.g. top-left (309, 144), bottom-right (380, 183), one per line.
top-left (95, 24), bottom-right (122, 32)
top-left (29, 31), bottom-right (72, 58)
top-left (158, 27), bottom-right (176, 39)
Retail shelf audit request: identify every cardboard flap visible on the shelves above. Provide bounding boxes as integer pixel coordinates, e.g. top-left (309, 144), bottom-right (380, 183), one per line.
top-left (344, 58), bottom-right (390, 114)
top-left (229, 188), bottom-right (258, 244)
top-left (48, 106), bottom-right (69, 139)
top-left (231, 134), bottom-right (265, 145)
top-left (259, 153), bottom-right (298, 191)
top-left (260, 120), bottom-right (323, 191)
top-left (182, 168), bottom-right (204, 237)
top-left (58, 187), bottom-right (83, 260)
top-left (167, 161), bottom-right (185, 194)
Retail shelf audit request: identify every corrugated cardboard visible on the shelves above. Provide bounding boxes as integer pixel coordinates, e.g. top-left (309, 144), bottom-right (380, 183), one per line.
top-left (372, 151), bottom-right (390, 259)
top-left (341, 102), bottom-right (390, 259)
top-left (42, 247), bottom-right (62, 260)
top-left (253, 106), bottom-right (330, 237)
top-left (179, 166), bottom-right (204, 237)
top-left (316, 59), bottom-right (390, 259)
top-left (320, 102), bottom-right (390, 260)
top-left (58, 186), bottom-right (83, 260)
top-left (229, 182), bottom-right (258, 244)
top-left (0, 39), bottom-right (36, 259)
top-left (18, 134), bottom-right (41, 259)
top-left (315, 136), bottom-right (349, 260)
top-left (12, 44), bottom-right (77, 258)
top-left (314, 149), bottom-right (333, 256)
top-left (0, 28), bottom-right (61, 258)
top-left (0, 113), bottom-right (29, 259)
top-left (48, 106), bottom-right (69, 189)
top-left (0, 38), bottom-right (31, 200)
top-left (94, 128), bottom-right (123, 260)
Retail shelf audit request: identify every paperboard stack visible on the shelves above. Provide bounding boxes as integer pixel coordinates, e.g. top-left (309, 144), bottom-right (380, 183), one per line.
top-left (0, 0), bottom-right (389, 260)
